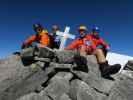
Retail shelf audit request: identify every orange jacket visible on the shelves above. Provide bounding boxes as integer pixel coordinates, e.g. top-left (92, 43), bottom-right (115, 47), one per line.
top-left (65, 34), bottom-right (109, 50)
top-left (24, 31), bottom-right (50, 47)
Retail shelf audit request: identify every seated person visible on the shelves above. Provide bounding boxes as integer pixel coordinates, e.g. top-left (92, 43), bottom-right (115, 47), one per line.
top-left (86, 26), bottom-right (110, 57)
top-left (65, 25), bottom-right (121, 78)
top-left (22, 23), bottom-right (50, 49)
top-left (49, 25), bottom-right (61, 49)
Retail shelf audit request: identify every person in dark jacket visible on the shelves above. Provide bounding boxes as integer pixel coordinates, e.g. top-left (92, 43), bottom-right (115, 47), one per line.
top-left (49, 25), bottom-right (61, 49)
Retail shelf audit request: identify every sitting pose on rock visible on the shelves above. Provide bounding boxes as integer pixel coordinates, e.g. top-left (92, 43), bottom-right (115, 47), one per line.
top-left (22, 23), bottom-right (50, 49)
top-left (65, 25), bottom-right (121, 78)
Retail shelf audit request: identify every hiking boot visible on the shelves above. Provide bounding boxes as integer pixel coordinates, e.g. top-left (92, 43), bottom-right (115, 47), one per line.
top-left (99, 61), bottom-right (121, 78)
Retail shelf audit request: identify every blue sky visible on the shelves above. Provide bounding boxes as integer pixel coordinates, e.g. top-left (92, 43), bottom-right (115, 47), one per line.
top-left (0, 0), bottom-right (133, 58)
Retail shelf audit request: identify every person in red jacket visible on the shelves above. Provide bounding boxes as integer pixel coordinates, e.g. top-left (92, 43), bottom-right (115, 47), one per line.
top-left (22, 23), bottom-right (50, 49)
top-left (65, 25), bottom-right (121, 79)
top-left (83, 27), bottom-right (110, 56)
top-left (65, 25), bottom-right (88, 51)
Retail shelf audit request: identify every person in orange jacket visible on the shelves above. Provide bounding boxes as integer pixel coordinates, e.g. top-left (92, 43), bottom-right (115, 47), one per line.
top-left (22, 23), bottom-right (50, 49)
top-left (66, 26), bottom-right (109, 54)
top-left (65, 25), bottom-right (121, 79)
top-left (65, 25), bottom-right (88, 50)
top-left (83, 26), bottom-right (110, 57)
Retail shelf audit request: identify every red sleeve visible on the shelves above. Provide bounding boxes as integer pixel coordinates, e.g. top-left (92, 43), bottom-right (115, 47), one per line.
top-left (99, 38), bottom-right (110, 49)
top-left (24, 35), bottom-right (36, 46)
top-left (65, 39), bottom-right (79, 50)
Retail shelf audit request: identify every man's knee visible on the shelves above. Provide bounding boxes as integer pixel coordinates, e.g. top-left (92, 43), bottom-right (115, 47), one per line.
top-left (94, 48), bottom-right (104, 55)
top-left (96, 48), bottom-right (103, 52)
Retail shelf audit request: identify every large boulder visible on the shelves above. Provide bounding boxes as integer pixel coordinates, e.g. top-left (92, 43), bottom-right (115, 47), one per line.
top-left (17, 92), bottom-right (51, 100)
top-left (107, 72), bottom-right (133, 100)
top-left (72, 55), bottom-right (116, 95)
top-left (41, 72), bottom-right (72, 100)
top-left (55, 50), bottom-right (79, 64)
top-left (69, 79), bottom-right (107, 100)
top-left (0, 55), bottom-right (50, 100)
top-left (0, 48), bottom-right (133, 100)
top-left (124, 60), bottom-right (133, 71)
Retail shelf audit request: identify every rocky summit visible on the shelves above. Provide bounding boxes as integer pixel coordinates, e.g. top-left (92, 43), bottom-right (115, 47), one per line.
top-left (0, 47), bottom-right (133, 100)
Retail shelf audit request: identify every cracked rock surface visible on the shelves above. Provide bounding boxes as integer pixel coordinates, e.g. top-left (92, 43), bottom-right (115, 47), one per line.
top-left (0, 49), bottom-right (133, 100)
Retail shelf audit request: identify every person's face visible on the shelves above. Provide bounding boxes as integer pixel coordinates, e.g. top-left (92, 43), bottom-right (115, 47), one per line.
top-left (79, 30), bottom-right (86, 38)
top-left (35, 28), bottom-right (43, 33)
top-left (92, 31), bottom-right (99, 38)
top-left (52, 28), bottom-right (59, 33)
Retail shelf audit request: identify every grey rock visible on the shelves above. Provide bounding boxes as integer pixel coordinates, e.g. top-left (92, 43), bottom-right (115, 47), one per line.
top-left (77, 81), bottom-right (106, 100)
top-left (51, 63), bottom-right (73, 71)
top-left (59, 93), bottom-right (72, 100)
top-left (17, 93), bottom-right (51, 100)
top-left (69, 79), bottom-right (107, 100)
top-left (1, 49), bottom-right (133, 100)
top-left (69, 79), bottom-right (82, 100)
top-left (55, 50), bottom-right (79, 63)
top-left (86, 55), bottom-right (101, 77)
top-left (107, 72), bottom-right (133, 100)
top-left (124, 60), bottom-right (133, 71)
top-left (73, 55), bottom-right (116, 95)
top-left (43, 72), bottom-right (71, 100)
top-left (81, 71), bottom-right (115, 94)
top-left (50, 72), bottom-right (73, 81)
top-left (0, 55), bottom-right (49, 100)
